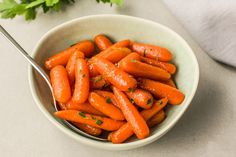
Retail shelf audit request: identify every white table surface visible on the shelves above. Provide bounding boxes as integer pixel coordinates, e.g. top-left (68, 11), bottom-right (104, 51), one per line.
top-left (0, 0), bottom-right (236, 156)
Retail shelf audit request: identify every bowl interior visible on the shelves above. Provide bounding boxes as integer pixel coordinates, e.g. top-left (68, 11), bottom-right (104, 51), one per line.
top-left (29, 15), bottom-right (199, 150)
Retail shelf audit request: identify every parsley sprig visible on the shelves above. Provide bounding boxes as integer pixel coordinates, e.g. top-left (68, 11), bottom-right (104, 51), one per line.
top-left (0, 0), bottom-right (123, 20)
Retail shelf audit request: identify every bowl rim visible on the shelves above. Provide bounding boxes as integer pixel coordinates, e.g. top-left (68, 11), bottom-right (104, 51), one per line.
top-left (28, 14), bottom-right (199, 150)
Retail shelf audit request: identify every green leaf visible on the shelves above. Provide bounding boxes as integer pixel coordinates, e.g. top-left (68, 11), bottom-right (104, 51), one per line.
top-left (106, 97), bottom-right (112, 104)
top-left (0, 0), bottom-right (17, 12)
top-left (25, 8), bottom-right (36, 20)
top-left (45, 0), bottom-right (59, 7)
top-left (96, 119), bottom-right (103, 125)
top-left (110, 0), bottom-right (123, 6)
top-left (52, 0), bottom-right (61, 11)
top-left (42, 3), bottom-right (49, 13)
top-left (1, 4), bottom-right (26, 19)
top-left (26, 0), bottom-right (45, 9)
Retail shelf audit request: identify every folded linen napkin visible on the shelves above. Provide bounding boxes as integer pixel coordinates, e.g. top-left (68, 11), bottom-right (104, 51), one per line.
top-left (163, 0), bottom-right (236, 67)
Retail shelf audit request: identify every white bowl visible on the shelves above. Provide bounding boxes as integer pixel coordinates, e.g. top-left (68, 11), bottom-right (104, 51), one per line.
top-left (28, 14), bottom-right (199, 150)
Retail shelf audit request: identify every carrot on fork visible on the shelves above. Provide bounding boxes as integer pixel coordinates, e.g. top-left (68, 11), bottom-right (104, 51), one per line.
top-left (66, 100), bottom-right (105, 116)
top-left (54, 110), bottom-right (125, 131)
top-left (50, 65), bottom-right (71, 103)
top-left (72, 123), bottom-right (102, 136)
top-left (72, 58), bottom-right (90, 104)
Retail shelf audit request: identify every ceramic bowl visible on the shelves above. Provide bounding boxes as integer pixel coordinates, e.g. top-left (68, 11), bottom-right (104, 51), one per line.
top-left (28, 14), bottom-right (199, 150)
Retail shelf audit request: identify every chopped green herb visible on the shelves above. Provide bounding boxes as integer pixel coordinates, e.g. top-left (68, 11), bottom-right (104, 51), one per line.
top-left (90, 115), bottom-right (96, 120)
top-left (94, 76), bottom-right (103, 83)
top-left (82, 74), bottom-right (86, 78)
top-left (114, 63), bottom-right (118, 67)
top-left (103, 83), bottom-right (109, 88)
top-left (78, 111), bottom-right (86, 118)
top-left (159, 100), bottom-right (163, 105)
top-left (79, 69), bottom-right (82, 73)
top-left (146, 98), bottom-right (152, 105)
top-left (96, 119), bottom-right (103, 125)
top-left (130, 59), bottom-right (137, 62)
top-left (106, 97), bottom-right (112, 104)
top-left (128, 87), bottom-right (134, 92)
top-left (130, 98), bottom-right (135, 104)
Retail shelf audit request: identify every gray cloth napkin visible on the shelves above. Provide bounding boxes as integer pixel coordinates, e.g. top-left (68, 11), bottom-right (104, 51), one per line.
top-left (163, 0), bottom-right (236, 67)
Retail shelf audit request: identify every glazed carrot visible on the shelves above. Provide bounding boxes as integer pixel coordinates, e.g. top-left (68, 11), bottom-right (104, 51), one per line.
top-left (45, 40), bottom-right (94, 70)
top-left (131, 42), bottom-right (172, 62)
top-left (138, 78), bottom-right (184, 105)
top-left (72, 123), bottom-right (102, 136)
top-left (50, 65), bottom-right (71, 103)
top-left (90, 75), bottom-right (109, 89)
top-left (66, 51), bottom-right (85, 84)
top-left (94, 34), bottom-right (113, 51)
top-left (101, 47), bottom-right (131, 63)
top-left (87, 60), bottom-right (100, 77)
top-left (109, 98), bottom-right (167, 143)
top-left (119, 53), bottom-right (170, 81)
top-left (147, 110), bottom-right (166, 128)
top-left (140, 56), bottom-right (176, 74)
top-left (72, 59), bottom-right (89, 104)
top-left (161, 79), bottom-right (176, 88)
top-left (112, 86), bottom-right (149, 139)
top-left (66, 99), bottom-right (105, 116)
top-left (54, 110), bottom-right (125, 131)
top-left (93, 57), bottom-right (137, 91)
top-left (113, 39), bottom-right (131, 48)
top-left (126, 89), bottom-right (153, 109)
top-left (94, 90), bottom-right (120, 108)
top-left (88, 92), bottom-right (125, 120)
top-left (140, 98), bottom-right (168, 121)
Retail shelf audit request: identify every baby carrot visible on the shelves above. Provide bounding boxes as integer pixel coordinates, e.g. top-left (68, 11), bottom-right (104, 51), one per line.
top-left (94, 34), bottom-right (113, 51)
top-left (90, 75), bottom-right (109, 89)
top-left (119, 53), bottom-right (170, 81)
top-left (113, 39), bottom-right (131, 48)
top-left (140, 56), bottom-right (176, 74)
top-left (112, 86), bottom-right (149, 139)
top-left (88, 92), bottom-right (125, 120)
top-left (45, 40), bottom-right (94, 70)
top-left (50, 65), bottom-right (71, 103)
top-left (66, 99), bottom-right (105, 116)
top-left (93, 57), bottom-right (137, 91)
top-left (66, 51), bottom-right (85, 84)
top-left (147, 110), bottom-right (166, 128)
top-left (161, 79), bottom-right (176, 88)
top-left (72, 59), bottom-right (90, 104)
top-left (94, 90), bottom-right (120, 108)
top-left (140, 98), bottom-right (168, 121)
top-left (54, 110), bottom-right (125, 131)
top-left (131, 42), bottom-right (172, 62)
top-left (72, 123), bottom-right (102, 136)
top-left (126, 89), bottom-right (154, 109)
top-left (109, 98), bottom-right (167, 143)
top-left (138, 78), bottom-right (185, 105)
top-left (101, 47), bottom-right (131, 63)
